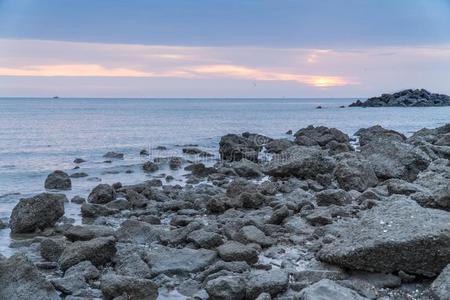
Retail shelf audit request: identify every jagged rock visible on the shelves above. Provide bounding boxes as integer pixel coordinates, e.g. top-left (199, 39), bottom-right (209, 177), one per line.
top-left (40, 238), bottom-right (67, 262)
top-left (64, 225), bottom-right (114, 241)
top-left (245, 269), bottom-right (289, 299)
top-left (266, 139), bottom-right (294, 154)
top-left (333, 154), bottom-right (378, 192)
top-left (360, 140), bottom-right (431, 181)
top-left (431, 264), bottom-right (450, 299)
top-left (263, 146), bottom-right (336, 180)
top-left (350, 89), bottom-right (450, 107)
top-left (355, 125), bottom-right (406, 146)
top-left (146, 245), bottom-right (217, 275)
top-left (0, 253), bottom-right (59, 300)
top-left (115, 252), bottom-right (152, 278)
top-left (45, 170), bottom-right (72, 190)
top-left (143, 161), bottom-right (159, 172)
top-left (105, 199), bottom-right (131, 210)
top-left (205, 275), bottom-right (246, 300)
top-left (51, 274), bottom-right (88, 295)
top-left (219, 134), bottom-right (259, 162)
top-left (64, 261), bottom-right (100, 280)
top-left (125, 189), bottom-right (148, 208)
top-left (70, 172), bottom-right (88, 178)
top-left (70, 195), bottom-right (86, 204)
top-left (10, 193), bottom-right (65, 233)
top-left (88, 184), bottom-right (116, 204)
top-left (115, 220), bottom-right (166, 244)
top-left (298, 279), bottom-right (368, 300)
top-left (169, 157), bottom-right (183, 169)
top-left (73, 158), bottom-right (86, 164)
top-left (187, 229), bottom-right (224, 249)
top-left (103, 151), bottom-right (124, 159)
top-left (318, 198), bottom-right (450, 276)
top-left (268, 205), bottom-right (289, 225)
top-left (234, 225), bottom-right (274, 247)
top-left (294, 125), bottom-right (350, 147)
top-left (316, 189), bottom-right (353, 206)
top-left (217, 241), bottom-right (258, 264)
top-left (58, 236), bottom-right (117, 270)
top-left (231, 159), bottom-right (263, 178)
top-left (100, 273), bottom-right (158, 300)
top-left (81, 203), bottom-right (118, 218)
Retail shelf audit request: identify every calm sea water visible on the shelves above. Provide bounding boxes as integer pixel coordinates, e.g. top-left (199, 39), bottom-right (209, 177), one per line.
top-left (0, 98), bottom-right (449, 237)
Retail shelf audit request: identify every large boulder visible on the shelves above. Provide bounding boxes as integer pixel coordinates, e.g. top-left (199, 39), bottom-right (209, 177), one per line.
top-left (355, 125), bottom-right (406, 147)
top-left (100, 273), bottom-right (158, 300)
top-left (217, 241), bottom-right (258, 264)
top-left (58, 236), bottom-right (117, 270)
top-left (360, 139), bottom-right (431, 182)
top-left (64, 225), bottom-right (115, 241)
top-left (10, 193), bottom-right (65, 234)
top-left (333, 153), bottom-right (378, 192)
top-left (231, 159), bottom-right (263, 178)
top-left (318, 198), bottom-right (450, 276)
top-left (349, 89), bottom-right (450, 107)
top-left (245, 269), bottom-right (289, 299)
top-left (0, 253), bottom-right (59, 300)
top-left (263, 146), bottom-right (336, 180)
top-left (205, 275), bottom-right (246, 300)
top-left (219, 134), bottom-right (259, 162)
top-left (44, 170), bottom-right (72, 190)
top-left (297, 279), bottom-right (368, 300)
top-left (88, 184), bottom-right (116, 204)
top-left (294, 125), bottom-right (350, 147)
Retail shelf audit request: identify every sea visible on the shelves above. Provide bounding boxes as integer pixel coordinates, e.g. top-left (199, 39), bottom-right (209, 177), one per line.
top-left (0, 97), bottom-right (449, 258)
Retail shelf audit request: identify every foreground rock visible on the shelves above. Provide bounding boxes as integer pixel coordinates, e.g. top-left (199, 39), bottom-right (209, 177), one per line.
top-left (318, 198), bottom-right (450, 276)
top-left (350, 89), bottom-right (450, 107)
top-left (100, 273), bottom-right (158, 300)
top-left (431, 264), bottom-right (450, 299)
top-left (219, 134), bottom-right (259, 162)
top-left (10, 193), bottom-right (65, 234)
top-left (298, 279), bottom-right (368, 300)
top-left (0, 253), bottom-right (58, 300)
top-left (44, 170), bottom-right (72, 190)
top-left (88, 184), bottom-right (116, 204)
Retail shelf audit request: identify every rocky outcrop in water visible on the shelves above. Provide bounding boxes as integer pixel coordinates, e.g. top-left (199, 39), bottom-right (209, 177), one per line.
top-left (350, 89), bottom-right (450, 107)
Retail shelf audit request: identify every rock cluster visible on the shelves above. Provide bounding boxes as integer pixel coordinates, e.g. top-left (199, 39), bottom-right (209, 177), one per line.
top-left (4, 123), bottom-right (450, 299)
top-left (350, 89), bottom-right (450, 107)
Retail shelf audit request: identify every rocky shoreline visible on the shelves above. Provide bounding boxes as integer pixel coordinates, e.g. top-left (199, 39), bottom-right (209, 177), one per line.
top-left (350, 89), bottom-right (450, 107)
top-left (1, 123), bottom-right (450, 299)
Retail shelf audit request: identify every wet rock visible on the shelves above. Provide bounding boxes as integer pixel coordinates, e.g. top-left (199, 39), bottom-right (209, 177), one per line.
top-left (187, 229), bottom-right (224, 249)
top-left (268, 205), bottom-right (289, 225)
top-left (294, 125), bottom-right (350, 147)
top-left (143, 161), bottom-right (159, 172)
top-left (348, 271), bottom-right (401, 289)
top-left (240, 192), bottom-right (266, 209)
top-left (431, 264), bottom-right (450, 299)
top-left (70, 195), bottom-right (86, 204)
top-left (115, 220), bottom-right (165, 244)
top-left (64, 225), bottom-right (114, 241)
top-left (263, 146), bottom-right (336, 180)
top-left (266, 138), bottom-right (294, 154)
top-left (146, 245), bottom-right (217, 275)
top-left (105, 199), bottom-right (131, 210)
top-left (234, 225), bottom-right (274, 247)
top-left (350, 89), bottom-right (450, 107)
top-left (125, 189), bottom-right (148, 208)
top-left (140, 149), bottom-right (149, 155)
top-left (73, 158), bottom-right (86, 164)
top-left (70, 172), bottom-right (89, 178)
top-left (103, 151), bottom-right (124, 159)
top-left (205, 275), bottom-right (246, 300)
top-left (316, 189), bottom-right (353, 206)
top-left (81, 203), bottom-right (118, 218)
top-left (318, 198), bottom-right (450, 276)
top-left (298, 279), bottom-right (368, 300)
top-left (169, 157), bottom-right (183, 170)
top-left (355, 125), bottom-right (406, 146)
top-left (138, 214), bottom-right (161, 225)
top-left (88, 184), bottom-right (116, 204)
top-left (58, 236), bottom-right (117, 270)
top-left (10, 193), bottom-right (65, 234)
top-left (231, 159), bottom-right (263, 178)
top-left (64, 261), bottom-right (100, 280)
top-left (51, 274), bottom-right (88, 295)
top-left (100, 273), bottom-right (158, 300)
top-left (245, 269), bottom-right (289, 299)
top-left (217, 241), bottom-right (258, 264)
top-left (40, 238), bottom-right (67, 262)
top-left (291, 260), bottom-right (349, 289)
top-left (219, 134), bottom-right (259, 162)
top-left (334, 154), bottom-right (377, 192)
top-left (0, 253), bottom-right (59, 300)
top-left (185, 163), bottom-right (216, 177)
top-left (115, 252), bottom-right (152, 278)
top-left (360, 140), bottom-right (431, 181)
top-left (45, 170), bottom-right (72, 190)
top-left (305, 208), bottom-right (333, 226)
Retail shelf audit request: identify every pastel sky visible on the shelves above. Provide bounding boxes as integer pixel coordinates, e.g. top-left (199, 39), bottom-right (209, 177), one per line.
top-left (0, 0), bottom-right (449, 97)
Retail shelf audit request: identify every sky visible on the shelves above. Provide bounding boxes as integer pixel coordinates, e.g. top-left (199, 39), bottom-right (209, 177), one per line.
top-left (0, 0), bottom-right (449, 98)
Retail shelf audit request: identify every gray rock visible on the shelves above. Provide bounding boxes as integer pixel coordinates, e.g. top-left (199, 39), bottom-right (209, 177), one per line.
top-left (100, 273), bottom-right (158, 300)
top-left (234, 225), bottom-right (274, 247)
top-left (294, 125), bottom-right (350, 147)
top-left (105, 199), bottom-right (131, 210)
top-left (116, 252), bottom-right (152, 278)
top-left (40, 238), bottom-right (67, 262)
top-left (58, 236), bottom-right (117, 270)
top-left (45, 170), bottom-right (72, 190)
top-left (268, 205), bottom-right (289, 225)
top-left (64, 225), bottom-right (114, 241)
top-left (350, 89), bottom-right (450, 107)
top-left (298, 279), bottom-right (368, 300)
top-left (51, 274), bottom-right (88, 295)
top-left (334, 154), bottom-right (378, 192)
top-left (103, 151), bottom-right (124, 159)
top-left (318, 198), bottom-right (450, 276)
top-left (70, 172), bottom-right (88, 178)
top-left (355, 125), bottom-right (406, 146)
top-left (205, 275), bottom-right (246, 300)
top-left (217, 241), bottom-right (258, 264)
top-left (231, 159), bottom-right (263, 178)
top-left (10, 193), bottom-right (65, 233)
top-left (88, 184), bottom-right (116, 204)
top-left (219, 134), bottom-right (259, 162)
top-left (266, 138), bottom-right (294, 154)
top-left (169, 157), bottom-right (183, 170)
top-left (0, 253), bottom-right (59, 300)
top-left (431, 264), bottom-right (450, 300)
top-left (70, 195), bottom-right (86, 204)
top-left (245, 269), bottom-right (289, 299)
top-left (187, 229), bottom-right (224, 249)
top-left (316, 189), bottom-right (352, 206)
top-left (64, 261), bottom-right (100, 280)
top-left (115, 220), bottom-right (166, 244)
top-left (125, 189), bottom-right (148, 208)
top-left (81, 203), bottom-right (118, 218)
top-left (360, 140), bottom-right (431, 181)
top-left (146, 245), bottom-right (217, 275)
top-left (263, 146), bottom-right (336, 180)
top-left (143, 161), bottom-right (159, 172)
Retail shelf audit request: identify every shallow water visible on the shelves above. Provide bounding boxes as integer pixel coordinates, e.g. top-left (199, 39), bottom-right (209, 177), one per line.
top-left (0, 97), bottom-right (449, 255)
